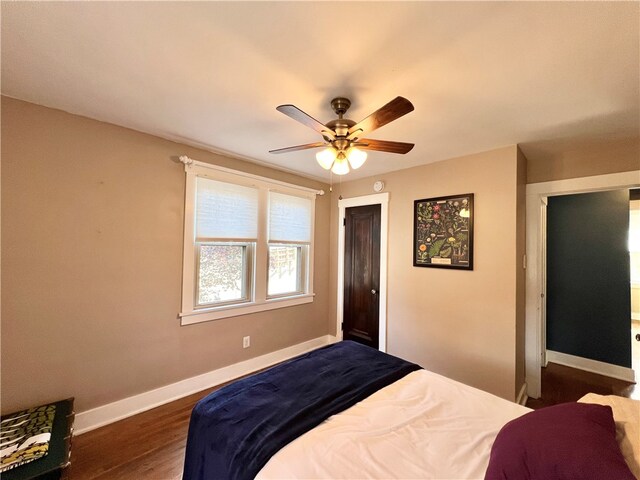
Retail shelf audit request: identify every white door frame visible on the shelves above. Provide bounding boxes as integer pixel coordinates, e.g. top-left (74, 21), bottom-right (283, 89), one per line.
top-left (525, 170), bottom-right (640, 398)
top-left (337, 193), bottom-right (389, 352)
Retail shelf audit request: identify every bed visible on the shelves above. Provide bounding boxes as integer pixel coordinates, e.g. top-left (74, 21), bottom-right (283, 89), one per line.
top-left (183, 341), bottom-right (639, 480)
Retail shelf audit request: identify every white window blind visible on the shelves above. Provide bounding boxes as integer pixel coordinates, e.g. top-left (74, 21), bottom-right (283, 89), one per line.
top-left (269, 192), bottom-right (312, 243)
top-left (196, 177), bottom-right (258, 240)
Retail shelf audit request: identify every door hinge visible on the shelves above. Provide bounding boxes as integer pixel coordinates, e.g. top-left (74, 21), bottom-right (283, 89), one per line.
top-left (341, 322), bottom-right (344, 331)
top-left (343, 218), bottom-right (346, 226)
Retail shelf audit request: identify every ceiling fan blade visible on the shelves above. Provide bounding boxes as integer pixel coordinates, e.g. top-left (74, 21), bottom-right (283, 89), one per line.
top-left (276, 105), bottom-right (336, 140)
top-left (347, 97), bottom-right (414, 139)
top-left (269, 142), bottom-right (327, 154)
top-left (353, 139), bottom-right (414, 154)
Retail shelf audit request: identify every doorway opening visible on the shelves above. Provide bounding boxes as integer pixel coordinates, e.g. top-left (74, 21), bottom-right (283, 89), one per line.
top-left (525, 171), bottom-right (640, 399)
top-left (630, 190), bottom-right (640, 376)
top-left (544, 189), bottom-right (633, 383)
top-left (342, 204), bottom-right (381, 348)
top-left (337, 193), bottom-right (389, 352)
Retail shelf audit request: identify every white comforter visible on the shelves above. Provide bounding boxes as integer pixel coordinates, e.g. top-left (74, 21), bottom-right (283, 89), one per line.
top-left (257, 369), bottom-right (530, 479)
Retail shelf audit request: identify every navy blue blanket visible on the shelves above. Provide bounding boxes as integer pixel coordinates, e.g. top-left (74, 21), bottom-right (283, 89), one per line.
top-left (182, 341), bottom-right (421, 480)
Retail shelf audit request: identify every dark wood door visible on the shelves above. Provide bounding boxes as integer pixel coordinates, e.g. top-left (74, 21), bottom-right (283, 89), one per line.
top-left (343, 204), bottom-right (381, 349)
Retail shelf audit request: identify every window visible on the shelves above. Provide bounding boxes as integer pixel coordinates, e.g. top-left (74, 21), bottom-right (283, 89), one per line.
top-left (197, 242), bottom-right (252, 306)
top-left (268, 192), bottom-right (312, 298)
top-left (194, 177), bottom-right (257, 308)
top-left (268, 245), bottom-right (304, 297)
top-left (180, 159), bottom-right (317, 325)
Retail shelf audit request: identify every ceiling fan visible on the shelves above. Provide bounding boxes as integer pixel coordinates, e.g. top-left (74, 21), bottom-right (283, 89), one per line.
top-left (269, 96), bottom-right (414, 175)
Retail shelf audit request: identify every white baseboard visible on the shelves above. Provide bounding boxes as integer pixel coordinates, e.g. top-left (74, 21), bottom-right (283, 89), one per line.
top-left (546, 350), bottom-right (635, 383)
top-left (74, 335), bottom-right (338, 435)
top-left (516, 383), bottom-right (528, 406)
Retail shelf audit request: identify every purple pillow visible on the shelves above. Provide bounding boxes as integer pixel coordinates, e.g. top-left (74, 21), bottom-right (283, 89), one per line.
top-left (485, 402), bottom-right (635, 480)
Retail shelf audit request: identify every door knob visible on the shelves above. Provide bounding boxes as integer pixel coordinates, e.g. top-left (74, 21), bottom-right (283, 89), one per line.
top-left (371, 289), bottom-right (377, 295)
top-left (636, 334), bottom-right (640, 342)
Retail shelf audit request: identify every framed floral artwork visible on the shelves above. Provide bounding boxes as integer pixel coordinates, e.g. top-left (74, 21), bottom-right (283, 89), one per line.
top-left (413, 193), bottom-right (474, 270)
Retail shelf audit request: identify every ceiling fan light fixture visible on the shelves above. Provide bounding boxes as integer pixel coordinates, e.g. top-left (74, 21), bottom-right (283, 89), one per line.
top-left (346, 147), bottom-right (367, 169)
top-left (272, 96), bottom-right (414, 175)
top-left (331, 155), bottom-right (350, 175)
top-left (316, 147), bottom-right (336, 170)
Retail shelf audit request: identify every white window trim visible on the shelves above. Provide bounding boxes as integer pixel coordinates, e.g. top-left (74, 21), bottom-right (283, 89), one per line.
top-left (179, 156), bottom-right (321, 325)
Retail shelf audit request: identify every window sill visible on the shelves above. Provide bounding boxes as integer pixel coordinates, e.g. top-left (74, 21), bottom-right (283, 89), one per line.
top-left (180, 293), bottom-right (315, 325)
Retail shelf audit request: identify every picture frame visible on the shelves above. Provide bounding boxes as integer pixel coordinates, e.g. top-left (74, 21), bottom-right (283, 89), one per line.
top-left (413, 193), bottom-right (474, 270)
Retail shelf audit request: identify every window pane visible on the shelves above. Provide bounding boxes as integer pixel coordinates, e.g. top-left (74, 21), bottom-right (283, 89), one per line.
top-left (198, 244), bottom-right (246, 305)
top-left (268, 245), bottom-right (301, 296)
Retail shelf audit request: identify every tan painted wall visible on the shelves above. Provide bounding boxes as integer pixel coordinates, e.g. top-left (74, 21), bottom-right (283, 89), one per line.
top-left (7, 94), bottom-right (627, 413)
top-left (330, 146), bottom-right (522, 401)
top-left (524, 136), bottom-right (640, 184)
top-left (1, 97), bottom-right (331, 413)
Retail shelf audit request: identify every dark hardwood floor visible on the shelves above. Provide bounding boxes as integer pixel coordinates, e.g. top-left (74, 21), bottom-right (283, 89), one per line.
top-left (67, 363), bottom-right (637, 479)
top-left (526, 362), bottom-right (638, 409)
top-left (67, 385), bottom-right (222, 480)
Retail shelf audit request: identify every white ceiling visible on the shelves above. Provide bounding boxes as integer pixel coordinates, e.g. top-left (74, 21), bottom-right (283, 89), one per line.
top-left (2, 1), bottom-right (638, 181)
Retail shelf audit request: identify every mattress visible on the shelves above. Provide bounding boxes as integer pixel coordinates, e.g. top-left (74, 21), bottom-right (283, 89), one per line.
top-left (257, 369), bottom-right (530, 479)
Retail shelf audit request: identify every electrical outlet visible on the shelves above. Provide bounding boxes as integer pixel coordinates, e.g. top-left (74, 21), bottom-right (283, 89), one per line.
top-left (243, 336), bottom-right (250, 349)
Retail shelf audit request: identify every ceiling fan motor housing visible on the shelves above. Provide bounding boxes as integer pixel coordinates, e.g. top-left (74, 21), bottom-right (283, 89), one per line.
top-left (326, 97), bottom-right (357, 144)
